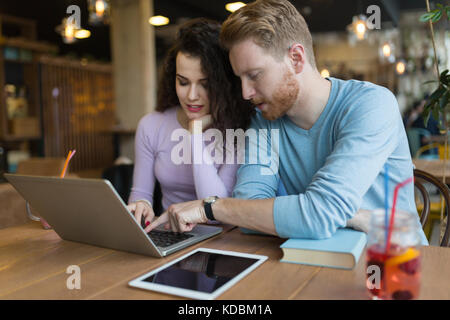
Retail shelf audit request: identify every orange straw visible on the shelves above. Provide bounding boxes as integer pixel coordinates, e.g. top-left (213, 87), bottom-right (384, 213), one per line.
top-left (60, 149), bottom-right (76, 178)
top-left (385, 176), bottom-right (414, 254)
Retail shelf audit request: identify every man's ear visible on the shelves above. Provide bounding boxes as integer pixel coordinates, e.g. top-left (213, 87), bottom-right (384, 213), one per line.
top-left (288, 43), bottom-right (306, 74)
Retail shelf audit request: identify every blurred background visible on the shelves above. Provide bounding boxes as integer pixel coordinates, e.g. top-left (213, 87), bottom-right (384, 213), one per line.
top-left (0, 0), bottom-right (448, 243)
top-left (0, 0), bottom-right (448, 174)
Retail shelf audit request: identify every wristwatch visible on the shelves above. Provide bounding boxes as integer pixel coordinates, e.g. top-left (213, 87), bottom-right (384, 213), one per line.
top-left (203, 196), bottom-right (219, 221)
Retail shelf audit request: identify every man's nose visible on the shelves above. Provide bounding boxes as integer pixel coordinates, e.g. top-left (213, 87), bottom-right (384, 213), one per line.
top-left (241, 80), bottom-right (255, 100)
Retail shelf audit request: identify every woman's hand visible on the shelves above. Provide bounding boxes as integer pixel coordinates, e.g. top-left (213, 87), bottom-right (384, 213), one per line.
top-left (189, 114), bottom-right (213, 134)
top-left (127, 200), bottom-right (155, 229)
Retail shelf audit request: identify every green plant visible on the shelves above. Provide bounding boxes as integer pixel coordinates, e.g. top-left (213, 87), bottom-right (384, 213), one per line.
top-left (419, 0), bottom-right (449, 244)
top-left (419, 2), bottom-right (450, 127)
top-left (422, 70), bottom-right (450, 127)
top-left (419, 3), bottom-right (450, 23)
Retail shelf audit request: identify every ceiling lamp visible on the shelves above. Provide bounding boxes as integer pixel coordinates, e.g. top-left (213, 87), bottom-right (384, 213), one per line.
top-left (395, 60), bottom-right (406, 75)
top-left (320, 68), bottom-right (330, 78)
top-left (347, 15), bottom-right (368, 41)
top-left (149, 15), bottom-right (170, 26)
top-left (55, 18), bottom-right (79, 44)
top-left (382, 43), bottom-right (391, 57)
top-left (88, 0), bottom-right (110, 25)
top-left (75, 29), bottom-right (91, 39)
top-left (379, 41), bottom-right (396, 63)
top-left (225, 2), bottom-right (246, 13)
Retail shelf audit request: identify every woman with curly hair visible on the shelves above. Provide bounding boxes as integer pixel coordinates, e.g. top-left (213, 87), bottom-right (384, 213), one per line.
top-left (127, 18), bottom-right (253, 226)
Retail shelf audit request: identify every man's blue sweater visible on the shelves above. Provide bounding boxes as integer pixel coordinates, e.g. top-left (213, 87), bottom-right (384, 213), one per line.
top-left (233, 77), bottom-right (427, 244)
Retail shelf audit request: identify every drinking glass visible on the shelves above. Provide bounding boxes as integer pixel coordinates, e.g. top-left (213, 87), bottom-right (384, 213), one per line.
top-left (366, 209), bottom-right (421, 300)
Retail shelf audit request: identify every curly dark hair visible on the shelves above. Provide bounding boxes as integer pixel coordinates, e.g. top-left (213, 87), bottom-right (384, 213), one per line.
top-left (156, 18), bottom-right (254, 134)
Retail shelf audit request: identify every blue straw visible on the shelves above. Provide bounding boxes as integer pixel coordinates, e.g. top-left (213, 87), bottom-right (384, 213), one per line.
top-left (384, 163), bottom-right (389, 245)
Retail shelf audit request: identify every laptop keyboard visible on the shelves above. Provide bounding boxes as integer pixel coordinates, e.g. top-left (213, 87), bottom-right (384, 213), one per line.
top-left (147, 230), bottom-right (194, 248)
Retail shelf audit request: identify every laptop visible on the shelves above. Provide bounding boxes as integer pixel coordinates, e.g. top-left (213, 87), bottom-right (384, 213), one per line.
top-left (4, 173), bottom-right (222, 257)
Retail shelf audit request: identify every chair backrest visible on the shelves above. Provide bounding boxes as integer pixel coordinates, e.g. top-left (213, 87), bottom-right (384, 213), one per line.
top-left (17, 157), bottom-right (66, 176)
top-left (414, 169), bottom-right (450, 247)
top-left (5, 157), bottom-right (67, 229)
top-left (414, 142), bottom-right (440, 160)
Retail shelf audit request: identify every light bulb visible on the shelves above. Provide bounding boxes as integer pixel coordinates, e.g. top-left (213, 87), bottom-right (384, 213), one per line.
top-left (149, 15), bottom-right (170, 26)
top-left (355, 21), bottom-right (366, 40)
top-left (382, 43), bottom-right (391, 57)
top-left (320, 69), bottom-right (330, 78)
top-left (396, 61), bottom-right (406, 75)
top-left (226, 2), bottom-right (246, 13)
top-left (95, 0), bottom-right (105, 16)
top-left (75, 29), bottom-right (91, 39)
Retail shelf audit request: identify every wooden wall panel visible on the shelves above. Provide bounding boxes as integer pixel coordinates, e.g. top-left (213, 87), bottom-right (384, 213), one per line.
top-left (39, 56), bottom-right (115, 172)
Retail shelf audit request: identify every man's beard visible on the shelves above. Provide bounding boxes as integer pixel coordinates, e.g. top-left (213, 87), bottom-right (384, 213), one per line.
top-left (255, 69), bottom-right (299, 121)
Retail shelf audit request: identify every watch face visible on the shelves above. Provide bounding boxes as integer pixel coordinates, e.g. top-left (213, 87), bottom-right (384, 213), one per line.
top-left (205, 196), bottom-right (217, 203)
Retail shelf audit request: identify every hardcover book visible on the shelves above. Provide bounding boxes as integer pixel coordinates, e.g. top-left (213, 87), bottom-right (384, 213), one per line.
top-left (280, 228), bottom-right (367, 270)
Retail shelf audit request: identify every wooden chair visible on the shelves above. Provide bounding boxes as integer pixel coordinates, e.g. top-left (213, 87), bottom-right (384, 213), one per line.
top-left (16, 157), bottom-right (66, 176)
top-left (414, 169), bottom-right (450, 247)
top-left (0, 157), bottom-right (69, 229)
top-left (407, 128), bottom-right (438, 159)
top-left (16, 157), bottom-right (67, 227)
top-left (414, 142), bottom-right (440, 159)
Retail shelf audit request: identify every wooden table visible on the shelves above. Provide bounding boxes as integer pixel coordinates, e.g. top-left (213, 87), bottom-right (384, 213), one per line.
top-left (1, 222), bottom-right (449, 300)
top-left (413, 159), bottom-right (450, 184)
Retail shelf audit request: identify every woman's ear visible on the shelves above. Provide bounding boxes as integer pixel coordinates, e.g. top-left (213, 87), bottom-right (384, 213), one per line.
top-left (288, 43), bottom-right (306, 74)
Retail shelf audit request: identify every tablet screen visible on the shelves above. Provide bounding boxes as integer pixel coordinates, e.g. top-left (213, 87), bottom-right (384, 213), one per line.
top-left (142, 251), bottom-right (259, 294)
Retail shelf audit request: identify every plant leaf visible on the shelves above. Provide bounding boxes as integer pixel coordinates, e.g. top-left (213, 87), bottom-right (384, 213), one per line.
top-left (420, 12), bottom-right (434, 22)
top-left (440, 90), bottom-right (450, 110)
top-left (423, 80), bottom-right (438, 85)
top-left (429, 85), bottom-right (446, 101)
top-left (432, 106), bottom-right (440, 121)
top-left (423, 108), bottom-right (431, 127)
top-left (432, 10), bottom-right (443, 22)
top-left (441, 69), bottom-right (450, 86)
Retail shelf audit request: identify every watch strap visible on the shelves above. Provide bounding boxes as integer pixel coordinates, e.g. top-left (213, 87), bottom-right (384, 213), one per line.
top-left (204, 201), bottom-right (215, 221)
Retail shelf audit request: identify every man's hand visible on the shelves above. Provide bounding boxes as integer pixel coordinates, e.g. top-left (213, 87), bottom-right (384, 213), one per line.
top-left (346, 209), bottom-right (372, 233)
top-left (145, 200), bottom-right (208, 233)
top-left (189, 114), bottom-right (213, 134)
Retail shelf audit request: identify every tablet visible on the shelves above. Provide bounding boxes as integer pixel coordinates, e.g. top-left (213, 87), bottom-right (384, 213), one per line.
top-left (128, 247), bottom-right (268, 300)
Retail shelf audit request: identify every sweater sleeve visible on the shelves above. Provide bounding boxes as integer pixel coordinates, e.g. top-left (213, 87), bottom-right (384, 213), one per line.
top-left (232, 115), bottom-right (280, 201)
top-left (191, 133), bottom-right (239, 199)
top-left (274, 88), bottom-right (402, 239)
top-left (128, 115), bottom-right (157, 205)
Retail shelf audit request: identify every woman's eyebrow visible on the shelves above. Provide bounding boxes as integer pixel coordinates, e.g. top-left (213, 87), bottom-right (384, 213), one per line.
top-left (176, 74), bottom-right (208, 81)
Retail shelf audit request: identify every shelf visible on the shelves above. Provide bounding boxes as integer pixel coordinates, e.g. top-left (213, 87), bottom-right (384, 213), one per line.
top-left (111, 128), bottom-right (136, 135)
top-left (3, 58), bottom-right (34, 64)
top-left (0, 37), bottom-right (57, 53)
top-left (0, 135), bottom-right (41, 142)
